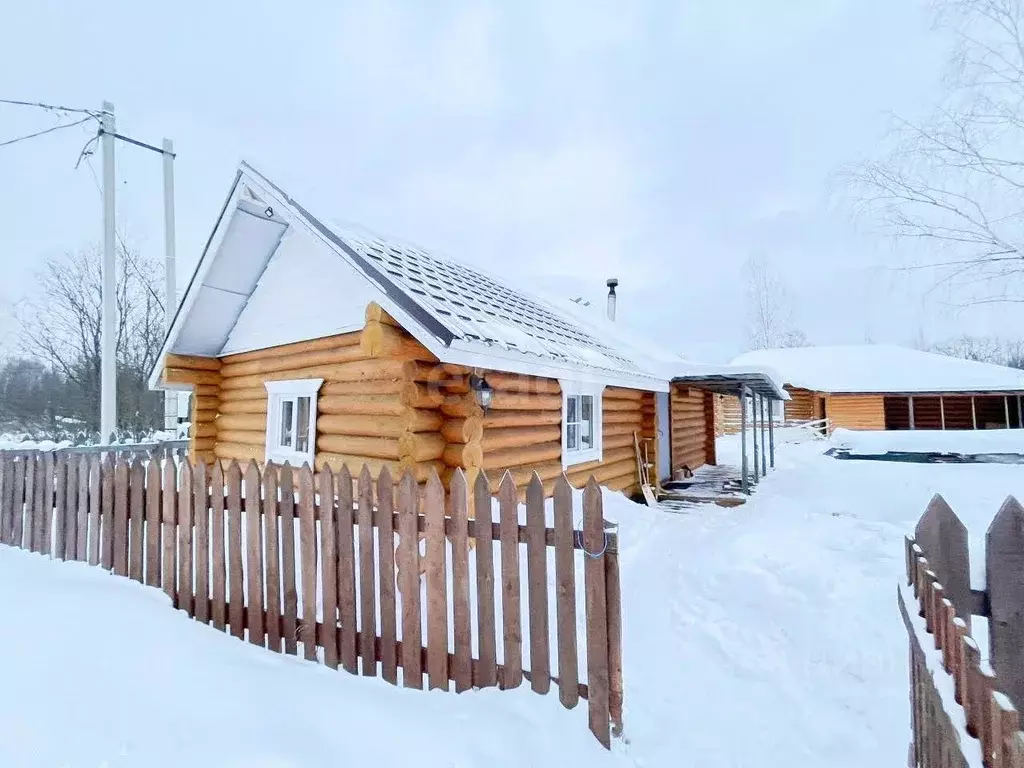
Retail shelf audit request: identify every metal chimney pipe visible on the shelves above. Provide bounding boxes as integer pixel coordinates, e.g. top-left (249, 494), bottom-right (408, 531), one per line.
top-left (606, 278), bottom-right (618, 322)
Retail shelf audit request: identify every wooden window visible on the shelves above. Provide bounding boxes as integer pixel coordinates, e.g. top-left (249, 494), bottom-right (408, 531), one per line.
top-left (265, 379), bottom-right (323, 466)
top-left (559, 380), bottom-right (604, 467)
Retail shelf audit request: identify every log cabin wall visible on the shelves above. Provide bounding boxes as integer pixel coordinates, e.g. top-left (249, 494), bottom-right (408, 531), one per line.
top-left (823, 394), bottom-right (885, 432)
top-left (437, 370), bottom-right (653, 498)
top-left (670, 384), bottom-right (713, 473)
top-left (784, 387), bottom-right (816, 421)
top-left (714, 394), bottom-right (742, 436)
top-left (163, 353), bottom-right (221, 464)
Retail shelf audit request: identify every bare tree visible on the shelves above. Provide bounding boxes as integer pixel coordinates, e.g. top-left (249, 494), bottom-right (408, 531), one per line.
top-left (743, 252), bottom-right (808, 350)
top-left (850, 0), bottom-right (1024, 304)
top-left (932, 333), bottom-right (1024, 367)
top-left (15, 243), bottom-right (165, 439)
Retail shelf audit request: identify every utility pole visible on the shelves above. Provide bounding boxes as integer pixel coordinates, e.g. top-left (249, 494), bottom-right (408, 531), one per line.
top-left (100, 101), bottom-right (117, 443)
top-left (162, 138), bottom-right (177, 431)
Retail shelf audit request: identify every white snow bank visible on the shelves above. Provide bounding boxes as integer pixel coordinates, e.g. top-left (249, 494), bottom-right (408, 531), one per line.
top-left (833, 428), bottom-right (1024, 456)
top-left (732, 344), bottom-right (1024, 394)
top-left (0, 546), bottom-right (624, 768)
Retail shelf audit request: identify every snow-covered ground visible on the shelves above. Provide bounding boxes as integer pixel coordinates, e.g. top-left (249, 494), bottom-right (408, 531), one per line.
top-left (832, 426), bottom-right (1024, 456)
top-left (2, 429), bottom-right (1021, 766)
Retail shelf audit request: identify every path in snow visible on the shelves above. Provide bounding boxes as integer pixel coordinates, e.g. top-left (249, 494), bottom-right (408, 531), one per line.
top-left (611, 435), bottom-right (1024, 766)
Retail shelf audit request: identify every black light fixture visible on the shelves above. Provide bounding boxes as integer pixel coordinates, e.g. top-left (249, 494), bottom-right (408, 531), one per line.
top-left (469, 373), bottom-right (494, 412)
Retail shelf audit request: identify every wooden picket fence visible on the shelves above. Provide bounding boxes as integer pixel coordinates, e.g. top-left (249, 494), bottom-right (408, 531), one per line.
top-left (0, 452), bottom-right (623, 748)
top-left (900, 494), bottom-right (1024, 767)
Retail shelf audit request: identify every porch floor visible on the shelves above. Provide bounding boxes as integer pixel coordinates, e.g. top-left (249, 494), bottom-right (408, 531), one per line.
top-left (656, 464), bottom-right (750, 511)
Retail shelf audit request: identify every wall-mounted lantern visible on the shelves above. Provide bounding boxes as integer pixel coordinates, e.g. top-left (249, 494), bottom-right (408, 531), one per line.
top-left (469, 373), bottom-right (494, 413)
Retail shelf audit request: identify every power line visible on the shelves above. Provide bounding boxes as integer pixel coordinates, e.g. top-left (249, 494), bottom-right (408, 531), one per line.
top-left (0, 116), bottom-right (94, 150)
top-left (0, 98), bottom-right (101, 117)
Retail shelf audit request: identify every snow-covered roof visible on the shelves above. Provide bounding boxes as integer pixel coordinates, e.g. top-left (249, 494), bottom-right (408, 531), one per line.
top-left (731, 344), bottom-right (1024, 394)
top-left (151, 163), bottom-right (671, 391)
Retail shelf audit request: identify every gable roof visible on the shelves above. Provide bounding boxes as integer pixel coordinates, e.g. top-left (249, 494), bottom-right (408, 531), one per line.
top-left (151, 163), bottom-right (667, 391)
top-left (730, 344), bottom-right (1024, 394)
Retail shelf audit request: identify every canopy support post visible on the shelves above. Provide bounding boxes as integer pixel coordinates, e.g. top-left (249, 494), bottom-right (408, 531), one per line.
top-left (739, 386), bottom-right (749, 494)
top-left (768, 398), bottom-right (775, 469)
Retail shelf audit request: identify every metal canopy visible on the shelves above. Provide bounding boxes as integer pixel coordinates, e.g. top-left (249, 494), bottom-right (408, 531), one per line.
top-left (672, 372), bottom-right (786, 400)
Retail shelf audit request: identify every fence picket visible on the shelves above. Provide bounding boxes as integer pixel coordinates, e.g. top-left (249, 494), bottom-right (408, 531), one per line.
top-left (398, 470), bottom-right (422, 689)
top-left (113, 458), bottom-right (129, 575)
top-left (210, 461), bottom-right (227, 632)
top-left (297, 465), bottom-right (318, 661)
top-left (100, 456), bottom-right (114, 569)
top-left (75, 456), bottom-right (88, 561)
top-left (279, 465), bottom-right (298, 655)
top-left (24, 454), bottom-right (38, 552)
top-left (161, 459), bottom-right (177, 603)
top-left (449, 469), bottom-right (472, 693)
top-left (10, 455), bottom-right (25, 547)
top-left (336, 466), bottom-right (357, 674)
top-left (87, 455), bottom-right (100, 565)
top-left (40, 452), bottom-right (54, 556)
top-left (178, 462), bottom-right (195, 617)
top-left (425, 469), bottom-right (449, 692)
top-left (53, 453), bottom-right (67, 559)
top-left (526, 472), bottom-right (550, 695)
top-left (226, 461), bottom-right (244, 640)
top-left (193, 460), bottom-right (210, 622)
top-left (474, 471), bottom-right (497, 689)
top-left (376, 466), bottom-right (398, 685)
top-left (262, 464), bottom-right (281, 651)
top-left (916, 494), bottom-right (972, 631)
top-left (553, 474), bottom-right (579, 709)
top-left (358, 465), bottom-right (377, 678)
top-left (63, 455), bottom-right (77, 561)
top-left (145, 459), bottom-right (161, 586)
top-left (987, 496), bottom-right (1024, 715)
top-left (128, 458), bottom-right (144, 580)
top-left (583, 477), bottom-right (611, 749)
top-left (244, 461), bottom-right (265, 646)
top-left (499, 472), bottom-right (523, 689)
top-left (319, 466), bottom-right (339, 669)
top-left (0, 458), bottom-right (13, 545)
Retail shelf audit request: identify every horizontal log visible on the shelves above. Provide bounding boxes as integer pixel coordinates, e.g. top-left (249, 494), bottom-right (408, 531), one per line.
top-left (604, 411), bottom-right (644, 425)
top-left (440, 395), bottom-right (483, 419)
top-left (483, 409), bottom-right (561, 429)
top-left (213, 441), bottom-right (265, 463)
top-left (216, 413), bottom-right (266, 432)
top-left (442, 442), bottom-right (483, 469)
top-left (165, 368), bottom-right (221, 387)
top-left (220, 399), bottom-right (268, 415)
top-left (402, 361), bottom-right (451, 384)
top-left (482, 425), bottom-right (561, 452)
top-left (604, 433), bottom-right (637, 450)
top-left (497, 461), bottom-right (564, 486)
top-left (192, 437), bottom-right (216, 450)
top-left (219, 345), bottom-right (369, 380)
top-left (218, 386), bottom-right (270, 404)
top-left (315, 452), bottom-right (400, 480)
top-left (604, 387), bottom-right (644, 402)
top-left (401, 382), bottom-right (445, 409)
top-left (224, 359), bottom-right (408, 392)
top-left (440, 417), bottom-right (483, 444)
top-left (563, 447), bottom-right (636, 476)
top-left (192, 409), bottom-right (217, 426)
top-left (192, 396), bottom-right (219, 413)
top-left (364, 301), bottom-right (401, 327)
top-left (482, 441), bottom-right (561, 470)
top-left (484, 372), bottom-right (561, 395)
top-left (360, 320), bottom-right (437, 362)
top-left (192, 423), bottom-right (216, 439)
top-left (489, 392), bottom-right (561, 411)
top-left (399, 432), bottom-right (445, 462)
top-left (166, 353), bottom-right (221, 371)
top-left (566, 458), bottom-right (636, 486)
top-left (220, 331), bottom-right (362, 365)
top-left (406, 408), bottom-right (444, 433)
top-left (321, 379), bottom-right (404, 396)
top-left (442, 379), bottom-right (470, 395)
top-left (216, 429), bottom-right (265, 447)
top-left (318, 414), bottom-right (407, 439)
top-left (442, 363), bottom-right (472, 377)
top-left (317, 434), bottom-right (400, 460)
top-left (603, 423), bottom-right (641, 439)
top-left (194, 384), bottom-right (219, 398)
top-left (603, 471), bottom-right (638, 494)
top-left (603, 399), bottom-right (643, 413)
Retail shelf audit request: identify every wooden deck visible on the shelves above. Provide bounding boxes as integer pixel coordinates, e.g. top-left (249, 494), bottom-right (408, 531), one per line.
top-left (657, 464), bottom-right (748, 511)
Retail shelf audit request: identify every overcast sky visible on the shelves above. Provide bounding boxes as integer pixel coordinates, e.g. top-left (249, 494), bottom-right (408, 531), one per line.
top-left (2, 0), bottom-right (1020, 362)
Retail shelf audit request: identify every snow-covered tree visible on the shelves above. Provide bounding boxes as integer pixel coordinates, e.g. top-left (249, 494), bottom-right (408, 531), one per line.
top-left (743, 252), bottom-right (808, 350)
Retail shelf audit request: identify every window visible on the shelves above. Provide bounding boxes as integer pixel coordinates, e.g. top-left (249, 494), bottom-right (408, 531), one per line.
top-left (559, 380), bottom-right (604, 467)
top-left (265, 379), bottom-right (323, 466)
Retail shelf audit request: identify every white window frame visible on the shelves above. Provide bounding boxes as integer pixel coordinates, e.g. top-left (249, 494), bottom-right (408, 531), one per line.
top-left (264, 379), bottom-right (323, 467)
top-left (559, 380), bottom-right (605, 468)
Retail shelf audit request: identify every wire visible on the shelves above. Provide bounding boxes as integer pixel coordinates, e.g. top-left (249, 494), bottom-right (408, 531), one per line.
top-left (0, 116), bottom-right (94, 150)
top-left (0, 98), bottom-right (101, 117)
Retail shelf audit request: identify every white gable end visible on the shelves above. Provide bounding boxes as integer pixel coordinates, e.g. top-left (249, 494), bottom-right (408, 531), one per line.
top-left (221, 228), bottom-right (379, 356)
